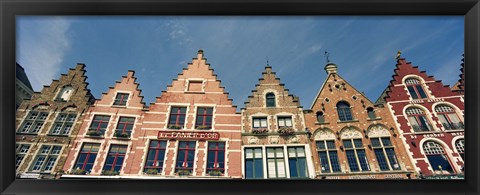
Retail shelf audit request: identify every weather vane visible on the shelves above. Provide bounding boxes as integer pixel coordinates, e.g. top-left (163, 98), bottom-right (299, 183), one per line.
top-left (324, 51), bottom-right (331, 63)
top-left (395, 50), bottom-right (402, 59)
top-left (266, 56), bottom-right (270, 66)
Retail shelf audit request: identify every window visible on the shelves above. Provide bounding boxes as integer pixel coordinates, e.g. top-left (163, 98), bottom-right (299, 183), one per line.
top-left (114, 117), bottom-right (135, 138)
top-left (206, 142), bottom-right (225, 175)
top-left (288, 147), bottom-right (308, 178)
top-left (423, 141), bottom-right (454, 174)
top-left (56, 86), bottom-right (74, 101)
top-left (18, 111), bottom-right (49, 134)
top-left (316, 112), bottom-right (325, 123)
top-left (188, 80), bottom-right (203, 92)
top-left (343, 139), bottom-right (370, 172)
top-left (435, 105), bottom-right (463, 130)
top-left (245, 148), bottom-right (264, 179)
top-left (103, 145), bottom-right (127, 174)
top-left (337, 101), bottom-right (353, 121)
top-left (144, 140), bottom-right (167, 174)
top-left (277, 116), bottom-right (293, 127)
top-left (175, 141), bottom-right (196, 174)
top-left (266, 147), bottom-right (286, 178)
top-left (113, 93), bottom-right (129, 106)
top-left (88, 115), bottom-right (111, 136)
top-left (168, 107), bottom-right (187, 129)
top-left (15, 144), bottom-right (31, 169)
top-left (406, 107), bottom-right (433, 132)
top-left (455, 139), bottom-right (465, 160)
top-left (30, 145), bottom-right (62, 172)
top-left (405, 78), bottom-right (427, 99)
top-left (316, 140), bottom-right (341, 173)
top-left (196, 107), bottom-right (213, 130)
top-left (367, 107), bottom-right (376, 119)
top-left (252, 117), bottom-right (268, 129)
top-left (371, 137), bottom-right (401, 171)
top-left (74, 143), bottom-right (100, 173)
top-left (266, 93), bottom-right (276, 107)
top-left (50, 113), bottom-right (77, 135)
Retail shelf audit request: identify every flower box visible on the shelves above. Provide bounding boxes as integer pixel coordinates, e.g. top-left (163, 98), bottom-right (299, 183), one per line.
top-left (71, 168), bottom-right (86, 175)
top-left (86, 130), bottom-right (102, 137)
top-left (277, 127), bottom-right (294, 136)
top-left (176, 169), bottom-right (191, 176)
top-left (168, 125), bottom-right (182, 130)
top-left (144, 169), bottom-right (159, 175)
top-left (196, 125), bottom-right (211, 130)
top-left (252, 128), bottom-right (268, 134)
top-left (115, 132), bottom-right (130, 138)
top-left (208, 170), bottom-right (223, 176)
top-left (102, 170), bottom-right (118, 176)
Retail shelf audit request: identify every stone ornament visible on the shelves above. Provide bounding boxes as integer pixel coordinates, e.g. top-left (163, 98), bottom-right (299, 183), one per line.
top-left (340, 127), bottom-right (362, 139)
top-left (367, 125), bottom-right (391, 137)
top-left (248, 137), bottom-right (258, 144)
top-left (314, 129), bottom-right (336, 140)
top-left (269, 136), bottom-right (279, 144)
top-left (289, 136), bottom-right (300, 143)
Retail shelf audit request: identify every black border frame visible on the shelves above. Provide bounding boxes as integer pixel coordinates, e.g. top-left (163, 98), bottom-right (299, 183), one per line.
top-left (1, 0), bottom-right (479, 195)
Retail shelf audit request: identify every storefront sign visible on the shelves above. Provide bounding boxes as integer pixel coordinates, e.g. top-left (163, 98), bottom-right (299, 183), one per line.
top-left (423, 133), bottom-right (445, 138)
top-left (424, 175), bottom-right (464, 180)
top-left (158, 131), bottom-right (220, 140)
top-left (384, 174), bottom-right (406, 179)
top-left (20, 173), bottom-right (41, 179)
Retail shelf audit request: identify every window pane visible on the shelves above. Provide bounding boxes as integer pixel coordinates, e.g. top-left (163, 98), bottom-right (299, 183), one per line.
top-left (407, 86), bottom-right (419, 99)
top-left (374, 149), bottom-right (389, 171)
top-left (319, 151), bottom-right (330, 172)
top-left (416, 85), bottom-right (427, 98)
top-left (357, 150), bottom-right (370, 171)
top-left (329, 151), bottom-right (341, 172)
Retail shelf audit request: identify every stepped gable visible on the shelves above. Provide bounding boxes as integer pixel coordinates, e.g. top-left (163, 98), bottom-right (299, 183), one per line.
top-left (151, 50), bottom-right (237, 110)
top-left (23, 63), bottom-right (95, 111)
top-left (94, 70), bottom-right (147, 109)
top-left (243, 64), bottom-right (301, 109)
top-left (383, 58), bottom-right (459, 102)
top-left (451, 54), bottom-right (464, 94)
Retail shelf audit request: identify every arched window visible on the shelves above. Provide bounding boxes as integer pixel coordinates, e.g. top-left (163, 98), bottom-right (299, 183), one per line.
top-left (316, 139), bottom-right (341, 173)
top-left (337, 101), bottom-right (353, 121)
top-left (368, 127), bottom-right (401, 171)
top-left (405, 78), bottom-right (427, 99)
top-left (316, 111), bottom-right (325, 123)
top-left (435, 105), bottom-right (463, 130)
top-left (366, 107), bottom-right (376, 119)
top-left (341, 128), bottom-right (369, 172)
top-left (266, 93), bottom-right (276, 107)
top-left (56, 86), bottom-right (74, 101)
top-left (455, 139), bottom-right (465, 160)
top-left (406, 107), bottom-right (433, 132)
top-left (423, 141), bottom-right (454, 174)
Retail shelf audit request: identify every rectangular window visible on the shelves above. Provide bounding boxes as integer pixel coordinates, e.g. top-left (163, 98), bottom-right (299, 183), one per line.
top-left (316, 140), bottom-right (341, 173)
top-left (206, 142), bottom-right (225, 175)
top-left (277, 116), bottom-right (293, 127)
top-left (103, 145), bottom-right (127, 174)
top-left (15, 144), bottom-right (31, 169)
top-left (144, 140), bottom-right (167, 174)
top-left (175, 141), bottom-right (196, 174)
top-left (168, 107), bottom-right (187, 129)
top-left (343, 139), bottom-right (369, 172)
top-left (113, 93), bottom-right (129, 106)
top-left (266, 147), bottom-right (286, 178)
top-left (245, 148), bottom-right (264, 179)
top-left (188, 81), bottom-right (203, 92)
top-left (18, 111), bottom-right (49, 134)
top-left (252, 117), bottom-right (268, 128)
top-left (115, 117), bottom-right (135, 138)
top-left (371, 137), bottom-right (401, 171)
top-left (50, 113), bottom-right (77, 136)
top-left (88, 115), bottom-right (111, 136)
top-left (195, 107), bottom-right (213, 130)
top-left (74, 143), bottom-right (100, 173)
top-left (30, 145), bottom-right (62, 172)
top-left (288, 147), bottom-right (308, 178)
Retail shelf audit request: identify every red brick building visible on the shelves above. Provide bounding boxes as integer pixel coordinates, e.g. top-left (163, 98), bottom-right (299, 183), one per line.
top-left (15, 64), bottom-right (95, 179)
top-left (241, 64), bottom-right (315, 179)
top-left (304, 61), bottom-right (415, 179)
top-left (377, 57), bottom-right (465, 178)
top-left (62, 70), bottom-right (146, 177)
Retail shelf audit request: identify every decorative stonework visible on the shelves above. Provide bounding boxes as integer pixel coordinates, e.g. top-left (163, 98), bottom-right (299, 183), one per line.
top-left (269, 136), bottom-right (279, 144)
top-left (248, 137), bottom-right (258, 144)
top-left (340, 127), bottom-right (362, 139)
top-left (367, 125), bottom-right (390, 137)
top-left (36, 105), bottom-right (50, 110)
top-left (314, 129), bottom-right (336, 140)
top-left (288, 136), bottom-right (299, 143)
top-left (64, 106), bottom-right (77, 112)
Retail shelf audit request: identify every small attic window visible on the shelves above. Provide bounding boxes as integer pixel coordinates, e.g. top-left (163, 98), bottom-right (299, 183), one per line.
top-left (56, 86), bottom-right (74, 101)
top-left (114, 93), bottom-right (129, 106)
top-left (266, 93), bottom-right (276, 107)
top-left (188, 80), bottom-right (203, 92)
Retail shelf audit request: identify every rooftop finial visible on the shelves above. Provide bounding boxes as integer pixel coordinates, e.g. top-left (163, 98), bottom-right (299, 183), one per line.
top-left (266, 56), bottom-right (270, 66)
top-left (395, 50), bottom-right (402, 59)
top-left (324, 51), bottom-right (331, 63)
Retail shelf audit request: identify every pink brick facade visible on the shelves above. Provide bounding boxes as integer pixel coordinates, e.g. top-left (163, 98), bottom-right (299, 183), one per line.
top-left (380, 58), bottom-right (465, 177)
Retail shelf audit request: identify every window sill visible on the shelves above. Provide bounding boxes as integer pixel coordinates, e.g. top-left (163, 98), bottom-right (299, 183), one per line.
top-left (315, 122), bottom-right (330, 125)
top-left (184, 91), bottom-right (205, 94)
top-left (317, 170), bottom-right (411, 176)
top-left (16, 132), bottom-right (39, 135)
top-left (444, 129), bottom-right (464, 132)
top-left (111, 105), bottom-right (127, 108)
top-left (367, 117), bottom-right (382, 121)
top-left (411, 131), bottom-right (441, 135)
top-left (85, 135), bottom-right (104, 139)
top-left (337, 119), bottom-right (359, 123)
top-left (46, 134), bottom-right (69, 137)
top-left (114, 137), bottom-right (131, 140)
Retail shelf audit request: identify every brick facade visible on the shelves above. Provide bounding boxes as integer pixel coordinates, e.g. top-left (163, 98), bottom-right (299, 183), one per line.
top-left (380, 58), bottom-right (465, 177)
top-left (304, 62), bottom-right (415, 179)
top-left (15, 64), bottom-right (94, 179)
top-left (241, 65), bottom-right (315, 179)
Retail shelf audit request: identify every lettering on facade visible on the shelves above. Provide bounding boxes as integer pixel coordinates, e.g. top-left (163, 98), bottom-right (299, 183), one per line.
top-left (423, 133), bottom-right (445, 138)
top-left (451, 132), bottom-right (464, 137)
top-left (427, 98), bottom-right (445, 103)
top-left (158, 131), bottom-right (220, 140)
top-left (348, 175), bottom-right (377, 179)
top-left (384, 174), bottom-right (406, 179)
top-left (409, 99), bottom-right (424, 104)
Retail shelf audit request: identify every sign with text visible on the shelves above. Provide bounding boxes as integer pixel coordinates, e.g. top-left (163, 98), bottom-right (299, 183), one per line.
top-left (158, 131), bottom-right (220, 140)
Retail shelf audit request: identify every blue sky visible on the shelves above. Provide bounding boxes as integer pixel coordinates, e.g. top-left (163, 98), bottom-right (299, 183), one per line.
top-left (16, 16), bottom-right (464, 110)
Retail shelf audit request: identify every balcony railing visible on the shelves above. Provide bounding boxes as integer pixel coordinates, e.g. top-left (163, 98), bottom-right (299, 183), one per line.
top-left (442, 122), bottom-right (464, 130)
top-left (411, 124), bottom-right (433, 132)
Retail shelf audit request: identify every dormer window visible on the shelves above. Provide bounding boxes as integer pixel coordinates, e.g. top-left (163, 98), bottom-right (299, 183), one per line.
top-left (367, 107), bottom-right (376, 119)
top-left (56, 86), bottom-right (74, 101)
top-left (266, 93), bottom-right (276, 107)
top-left (114, 93), bottom-right (129, 106)
top-left (316, 111), bottom-right (325, 123)
top-left (405, 78), bottom-right (427, 99)
top-left (337, 101), bottom-right (353, 121)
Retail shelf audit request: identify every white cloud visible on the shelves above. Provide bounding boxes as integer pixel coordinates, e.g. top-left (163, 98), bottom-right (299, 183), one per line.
top-left (17, 16), bottom-right (72, 91)
top-left (166, 20), bottom-right (192, 45)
